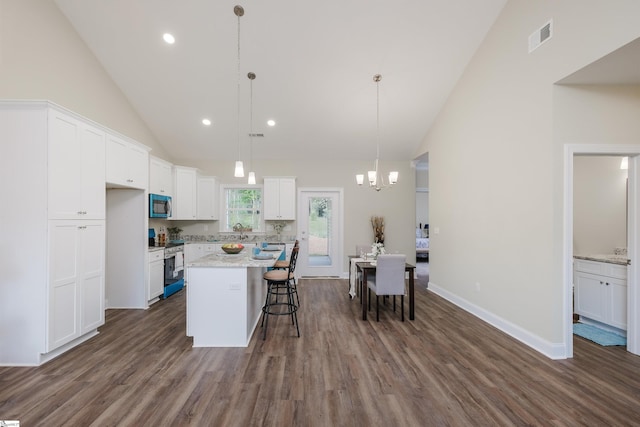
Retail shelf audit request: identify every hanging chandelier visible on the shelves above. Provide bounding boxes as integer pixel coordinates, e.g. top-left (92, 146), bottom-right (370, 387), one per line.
top-left (356, 74), bottom-right (398, 191)
top-left (233, 5), bottom-right (245, 178)
top-left (247, 71), bottom-right (256, 185)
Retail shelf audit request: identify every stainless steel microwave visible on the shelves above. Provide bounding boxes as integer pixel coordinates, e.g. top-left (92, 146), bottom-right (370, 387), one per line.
top-left (149, 193), bottom-right (172, 218)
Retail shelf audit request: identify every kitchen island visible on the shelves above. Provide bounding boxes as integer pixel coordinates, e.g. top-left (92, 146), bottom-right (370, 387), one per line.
top-left (185, 249), bottom-right (282, 347)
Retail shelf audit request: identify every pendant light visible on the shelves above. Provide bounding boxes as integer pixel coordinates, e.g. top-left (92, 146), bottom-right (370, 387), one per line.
top-left (233, 5), bottom-right (245, 178)
top-left (247, 71), bottom-right (256, 185)
top-left (356, 74), bottom-right (398, 191)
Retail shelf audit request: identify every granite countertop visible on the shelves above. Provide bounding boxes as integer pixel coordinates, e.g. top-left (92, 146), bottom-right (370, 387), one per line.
top-left (148, 247), bottom-right (165, 252)
top-left (573, 254), bottom-right (630, 265)
top-left (188, 249), bottom-right (283, 268)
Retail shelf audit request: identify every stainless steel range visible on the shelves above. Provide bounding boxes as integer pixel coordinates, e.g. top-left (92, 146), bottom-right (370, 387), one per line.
top-left (163, 243), bottom-right (184, 298)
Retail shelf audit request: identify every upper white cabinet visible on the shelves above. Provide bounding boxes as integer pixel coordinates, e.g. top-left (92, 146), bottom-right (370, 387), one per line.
top-left (149, 156), bottom-right (174, 196)
top-left (574, 259), bottom-right (627, 330)
top-left (173, 166), bottom-right (197, 220)
top-left (48, 110), bottom-right (106, 220)
top-left (197, 175), bottom-right (219, 220)
top-left (263, 177), bottom-right (296, 220)
top-left (106, 134), bottom-right (149, 189)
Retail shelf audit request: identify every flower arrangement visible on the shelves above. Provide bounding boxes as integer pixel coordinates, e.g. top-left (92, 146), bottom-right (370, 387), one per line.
top-left (371, 242), bottom-right (385, 259)
top-left (371, 216), bottom-right (384, 244)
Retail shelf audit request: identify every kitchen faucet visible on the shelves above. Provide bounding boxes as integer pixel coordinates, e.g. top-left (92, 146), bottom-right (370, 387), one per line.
top-left (233, 223), bottom-right (247, 240)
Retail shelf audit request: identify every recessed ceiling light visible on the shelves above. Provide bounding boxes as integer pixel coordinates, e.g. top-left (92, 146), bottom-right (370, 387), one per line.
top-left (267, 119), bottom-right (276, 127)
top-left (202, 118), bottom-right (211, 126)
top-left (163, 33), bottom-right (175, 44)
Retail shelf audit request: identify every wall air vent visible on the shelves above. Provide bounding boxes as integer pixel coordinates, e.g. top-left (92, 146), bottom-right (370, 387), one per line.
top-left (528, 19), bottom-right (553, 53)
top-left (249, 133), bottom-right (264, 137)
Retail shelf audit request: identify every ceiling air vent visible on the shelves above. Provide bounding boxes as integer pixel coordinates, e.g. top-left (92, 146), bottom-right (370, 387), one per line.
top-left (248, 133), bottom-right (264, 137)
top-left (528, 19), bottom-right (553, 53)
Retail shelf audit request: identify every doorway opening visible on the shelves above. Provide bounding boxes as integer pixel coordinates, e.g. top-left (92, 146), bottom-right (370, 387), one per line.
top-left (564, 144), bottom-right (640, 358)
top-left (296, 188), bottom-right (344, 277)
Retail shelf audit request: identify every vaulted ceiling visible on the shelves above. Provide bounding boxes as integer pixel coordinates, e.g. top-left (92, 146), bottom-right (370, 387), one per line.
top-left (54, 0), bottom-right (507, 164)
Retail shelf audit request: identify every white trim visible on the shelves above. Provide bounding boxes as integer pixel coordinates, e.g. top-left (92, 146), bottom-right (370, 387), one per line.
top-left (296, 187), bottom-right (344, 277)
top-left (428, 282), bottom-right (566, 359)
top-left (219, 184), bottom-right (265, 232)
top-left (564, 144), bottom-right (640, 358)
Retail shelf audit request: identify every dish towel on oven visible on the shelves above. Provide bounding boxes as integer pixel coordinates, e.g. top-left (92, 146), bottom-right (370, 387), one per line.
top-left (349, 257), bottom-right (365, 298)
top-left (173, 252), bottom-right (184, 278)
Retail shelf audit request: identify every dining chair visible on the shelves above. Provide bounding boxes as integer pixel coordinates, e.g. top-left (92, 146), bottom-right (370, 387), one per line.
top-left (367, 254), bottom-right (406, 321)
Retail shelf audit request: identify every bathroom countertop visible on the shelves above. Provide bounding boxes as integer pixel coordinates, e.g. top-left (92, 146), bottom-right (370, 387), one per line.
top-left (573, 254), bottom-right (630, 265)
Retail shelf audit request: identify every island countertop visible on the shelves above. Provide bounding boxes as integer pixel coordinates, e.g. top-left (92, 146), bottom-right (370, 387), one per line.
top-left (188, 250), bottom-right (283, 268)
top-left (186, 248), bottom-right (285, 347)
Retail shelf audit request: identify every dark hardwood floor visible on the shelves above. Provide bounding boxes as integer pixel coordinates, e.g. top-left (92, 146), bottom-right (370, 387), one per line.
top-left (2, 279), bottom-right (640, 426)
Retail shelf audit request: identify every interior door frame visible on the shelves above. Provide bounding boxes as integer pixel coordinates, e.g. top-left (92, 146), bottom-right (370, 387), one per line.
top-left (296, 187), bottom-right (344, 277)
top-left (564, 144), bottom-right (640, 358)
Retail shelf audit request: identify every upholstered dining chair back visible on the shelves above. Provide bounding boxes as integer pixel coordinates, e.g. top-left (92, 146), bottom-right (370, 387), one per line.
top-left (373, 254), bottom-right (406, 295)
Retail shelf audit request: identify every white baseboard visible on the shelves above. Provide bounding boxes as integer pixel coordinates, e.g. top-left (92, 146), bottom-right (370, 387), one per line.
top-left (428, 281), bottom-right (567, 360)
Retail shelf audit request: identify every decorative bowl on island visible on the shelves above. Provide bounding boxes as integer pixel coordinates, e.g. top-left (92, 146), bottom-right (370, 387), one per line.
top-left (221, 243), bottom-right (244, 254)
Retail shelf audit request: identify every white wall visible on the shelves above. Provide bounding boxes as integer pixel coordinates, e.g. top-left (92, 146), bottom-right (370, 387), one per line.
top-left (0, 0), bottom-right (170, 159)
top-left (573, 156), bottom-right (628, 255)
top-left (175, 158), bottom-right (418, 269)
top-left (416, 0), bottom-right (640, 356)
top-left (0, 0), bottom-right (418, 273)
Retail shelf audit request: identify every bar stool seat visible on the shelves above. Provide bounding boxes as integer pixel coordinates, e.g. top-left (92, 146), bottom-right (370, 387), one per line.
top-left (273, 240), bottom-right (299, 270)
top-left (261, 247), bottom-right (300, 340)
top-left (271, 240), bottom-right (300, 306)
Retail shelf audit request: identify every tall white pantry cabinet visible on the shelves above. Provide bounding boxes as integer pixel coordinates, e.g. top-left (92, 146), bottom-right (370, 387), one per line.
top-left (0, 101), bottom-right (106, 366)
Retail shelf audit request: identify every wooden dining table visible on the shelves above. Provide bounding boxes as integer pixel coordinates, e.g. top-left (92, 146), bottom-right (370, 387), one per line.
top-left (355, 261), bottom-right (416, 321)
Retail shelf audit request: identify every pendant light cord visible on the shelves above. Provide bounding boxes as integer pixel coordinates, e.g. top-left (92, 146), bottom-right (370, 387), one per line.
top-left (375, 74), bottom-right (381, 178)
top-left (248, 72), bottom-right (255, 172)
top-left (236, 12), bottom-right (241, 161)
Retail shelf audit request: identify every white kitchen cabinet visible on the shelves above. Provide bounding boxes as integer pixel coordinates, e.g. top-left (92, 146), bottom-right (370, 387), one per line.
top-left (263, 177), bottom-right (296, 220)
top-left (574, 259), bottom-right (627, 330)
top-left (173, 166), bottom-right (198, 220)
top-left (48, 220), bottom-right (105, 351)
top-left (149, 156), bottom-right (174, 197)
top-left (197, 175), bottom-right (219, 220)
top-left (185, 243), bottom-right (220, 264)
top-left (1, 100), bottom-right (151, 366)
top-left (203, 243), bottom-right (220, 256)
top-left (48, 109), bottom-right (106, 220)
top-left (106, 133), bottom-right (149, 189)
top-left (184, 243), bottom-right (204, 264)
top-left (148, 249), bottom-right (165, 303)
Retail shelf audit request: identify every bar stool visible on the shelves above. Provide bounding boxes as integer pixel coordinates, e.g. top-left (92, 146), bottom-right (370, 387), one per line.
top-left (273, 240), bottom-right (300, 305)
top-left (273, 240), bottom-right (299, 269)
top-left (261, 247), bottom-right (300, 340)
